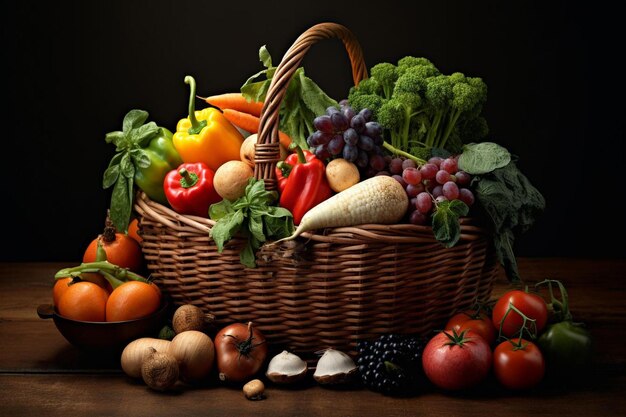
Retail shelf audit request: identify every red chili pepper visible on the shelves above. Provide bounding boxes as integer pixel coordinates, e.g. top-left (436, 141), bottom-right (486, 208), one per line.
top-left (163, 162), bottom-right (221, 217)
top-left (275, 147), bottom-right (332, 225)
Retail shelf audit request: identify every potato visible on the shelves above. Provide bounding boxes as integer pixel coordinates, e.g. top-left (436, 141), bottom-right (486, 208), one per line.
top-left (325, 159), bottom-right (360, 192)
top-left (214, 161), bottom-right (254, 201)
top-left (240, 134), bottom-right (289, 168)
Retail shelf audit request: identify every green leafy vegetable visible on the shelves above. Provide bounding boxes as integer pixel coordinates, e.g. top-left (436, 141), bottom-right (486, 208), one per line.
top-left (458, 142), bottom-right (511, 174)
top-left (209, 178), bottom-right (294, 268)
top-left (241, 45), bottom-right (337, 149)
top-left (472, 161), bottom-right (545, 281)
top-left (432, 199), bottom-right (469, 248)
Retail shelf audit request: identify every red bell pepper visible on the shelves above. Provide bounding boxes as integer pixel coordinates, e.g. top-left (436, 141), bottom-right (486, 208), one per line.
top-left (164, 162), bottom-right (221, 217)
top-left (275, 147), bottom-right (332, 225)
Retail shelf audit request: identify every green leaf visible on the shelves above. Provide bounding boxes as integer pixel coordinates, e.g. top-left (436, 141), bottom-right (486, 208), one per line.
top-left (131, 122), bottom-right (159, 147)
top-left (209, 199), bottom-right (234, 221)
top-left (120, 153), bottom-right (135, 178)
top-left (110, 175), bottom-right (132, 233)
top-left (259, 45), bottom-right (273, 69)
top-left (123, 109), bottom-right (149, 133)
top-left (210, 210), bottom-right (244, 252)
top-left (102, 164), bottom-right (120, 189)
top-left (240, 240), bottom-right (257, 268)
top-left (458, 142), bottom-right (511, 175)
top-left (131, 149), bottom-right (152, 169)
top-left (432, 200), bottom-right (468, 248)
top-left (241, 80), bottom-right (270, 103)
top-left (248, 214), bottom-right (265, 243)
top-left (105, 131), bottom-right (125, 146)
top-left (299, 69), bottom-right (338, 117)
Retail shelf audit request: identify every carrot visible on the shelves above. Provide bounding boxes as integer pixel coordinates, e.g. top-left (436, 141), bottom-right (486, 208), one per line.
top-left (223, 108), bottom-right (292, 149)
top-left (205, 93), bottom-right (264, 117)
top-left (274, 176), bottom-right (409, 243)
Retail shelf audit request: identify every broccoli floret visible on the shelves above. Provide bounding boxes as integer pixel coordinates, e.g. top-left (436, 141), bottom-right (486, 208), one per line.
top-left (397, 56), bottom-right (437, 75)
top-left (353, 77), bottom-right (381, 95)
top-left (348, 93), bottom-right (386, 118)
top-left (394, 65), bottom-right (441, 95)
top-left (449, 72), bottom-right (466, 84)
top-left (370, 62), bottom-right (398, 99)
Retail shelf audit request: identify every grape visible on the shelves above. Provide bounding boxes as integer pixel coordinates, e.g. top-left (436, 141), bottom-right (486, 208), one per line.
top-left (343, 128), bottom-right (359, 145)
top-left (356, 150), bottom-right (369, 168)
top-left (328, 134), bottom-right (345, 155)
top-left (435, 170), bottom-right (451, 184)
top-left (364, 167), bottom-right (378, 178)
top-left (435, 196), bottom-right (448, 204)
top-left (406, 183), bottom-right (423, 198)
top-left (372, 135), bottom-right (383, 146)
top-left (358, 135), bottom-right (375, 151)
top-left (359, 108), bottom-right (373, 122)
top-left (428, 156), bottom-right (443, 167)
top-left (401, 159), bottom-right (416, 170)
top-left (442, 181), bottom-right (460, 200)
top-left (313, 115), bottom-right (334, 134)
top-left (315, 130), bottom-right (333, 146)
top-left (389, 158), bottom-right (403, 175)
top-left (409, 210), bottom-right (428, 225)
top-left (416, 192), bottom-right (433, 213)
top-left (392, 174), bottom-right (407, 188)
top-left (408, 197), bottom-right (418, 213)
top-left (343, 106), bottom-right (356, 121)
top-left (432, 185), bottom-right (443, 198)
top-left (326, 106), bottom-right (340, 115)
top-left (402, 167), bottom-right (422, 185)
top-left (343, 143), bottom-right (358, 162)
top-left (315, 146), bottom-right (330, 160)
top-left (455, 171), bottom-right (471, 186)
top-left (369, 154), bottom-right (386, 171)
top-left (350, 114), bottom-right (366, 133)
top-left (306, 135), bottom-right (314, 147)
top-left (459, 188), bottom-right (475, 206)
top-left (420, 163), bottom-right (438, 180)
top-left (339, 99), bottom-right (349, 107)
top-left (375, 170), bottom-right (391, 176)
top-left (441, 158), bottom-right (458, 174)
top-left (331, 112), bottom-right (349, 131)
top-left (364, 121), bottom-right (383, 138)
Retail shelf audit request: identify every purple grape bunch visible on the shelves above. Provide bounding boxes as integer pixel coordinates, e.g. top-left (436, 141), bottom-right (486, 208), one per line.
top-left (308, 101), bottom-right (386, 177)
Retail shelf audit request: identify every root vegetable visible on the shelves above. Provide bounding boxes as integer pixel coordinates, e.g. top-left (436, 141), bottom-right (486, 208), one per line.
top-left (275, 175), bottom-right (408, 242)
top-left (213, 160), bottom-right (254, 201)
top-left (168, 330), bottom-right (215, 382)
top-left (243, 379), bottom-right (265, 400)
top-left (141, 348), bottom-right (179, 391)
top-left (121, 338), bottom-right (172, 378)
top-left (172, 305), bottom-right (215, 334)
top-left (325, 159), bottom-right (360, 192)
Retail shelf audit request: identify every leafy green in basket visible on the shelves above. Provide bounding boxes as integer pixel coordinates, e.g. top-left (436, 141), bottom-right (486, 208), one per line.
top-left (432, 199), bottom-right (470, 248)
top-left (458, 142), bottom-right (511, 175)
top-left (472, 161), bottom-right (545, 281)
top-left (241, 45), bottom-right (337, 150)
top-left (209, 178), bottom-right (294, 268)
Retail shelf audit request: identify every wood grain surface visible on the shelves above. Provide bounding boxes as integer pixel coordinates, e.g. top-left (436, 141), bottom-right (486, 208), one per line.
top-left (1, 260), bottom-right (624, 416)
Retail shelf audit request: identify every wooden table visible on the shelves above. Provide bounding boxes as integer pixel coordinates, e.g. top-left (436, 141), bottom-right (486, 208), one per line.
top-left (1, 259), bottom-right (624, 416)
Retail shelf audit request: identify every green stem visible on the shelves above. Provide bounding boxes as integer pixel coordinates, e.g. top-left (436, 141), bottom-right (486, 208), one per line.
top-left (536, 279), bottom-right (572, 321)
top-left (440, 109), bottom-right (462, 149)
top-left (95, 240), bottom-right (108, 262)
top-left (98, 270), bottom-right (125, 289)
top-left (294, 146), bottom-right (307, 164)
top-left (179, 168), bottom-right (199, 188)
top-left (55, 261), bottom-right (147, 283)
top-left (383, 141), bottom-right (427, 166)
top-left (184, 76), bottom-right (207, 135)
top-left (402, 106), bottom-right (412, 151)
top-left (277, 161), bottom-right (293, 178)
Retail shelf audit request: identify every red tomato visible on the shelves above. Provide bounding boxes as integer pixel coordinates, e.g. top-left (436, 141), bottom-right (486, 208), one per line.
top-left (422, 330), bottom-right (492, 390)
top-left (446, 311), bottom-right (496, 345)
top-left (215, 322), bottom-right (268, 383)
top-left (493, 338), bottom-right (545, 390)
top-left (492, 290), bottom-right (548, 338)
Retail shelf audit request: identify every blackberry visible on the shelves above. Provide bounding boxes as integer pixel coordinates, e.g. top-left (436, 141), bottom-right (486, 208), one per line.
top-left (356, 334), bottom-right (425, 395)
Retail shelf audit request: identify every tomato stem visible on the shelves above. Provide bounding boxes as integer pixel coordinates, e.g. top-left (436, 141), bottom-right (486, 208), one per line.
top-left (54, 261), bottom-right (147, 283)
top-left (498, 303), bottom-right (538, 342)
top-left (535, 279), bottom-right (572, 322)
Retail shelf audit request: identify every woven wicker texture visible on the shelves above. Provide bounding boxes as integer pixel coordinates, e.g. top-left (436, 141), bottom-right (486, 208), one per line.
top-left (135, 23), bottom-right (498, 357)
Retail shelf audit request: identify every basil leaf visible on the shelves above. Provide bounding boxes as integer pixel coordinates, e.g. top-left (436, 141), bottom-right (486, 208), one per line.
top-left (110, 175), bottom-right (132, 233)
top-left (120, 153), bottom-right (135, 178)
top-left (248, 214), bottom-right (265, 243)
top-left (458, 142), bottom-right (511, 175)
top-left (131, 149), bottom-right (152, 169)
top-left (209, 199), bottom-right (234, 221)
top-left (240, 239), bottom-right (257, 268)
top-left (131, 122), bottom-right (160, 147)
top-left (102, 164), bottom-right (120, 189)
top-left (105, 131), bottom-right (125, 146)
top-left (210, 210), bottom-right (244, 252)
top-left (432, 200), bottom-right (467, 248)
top-left (122, 109), bottom-right (149, 133)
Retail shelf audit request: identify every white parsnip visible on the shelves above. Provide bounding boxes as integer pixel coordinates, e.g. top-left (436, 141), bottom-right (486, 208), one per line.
top-left (277, 175), bottom-right (408, 242)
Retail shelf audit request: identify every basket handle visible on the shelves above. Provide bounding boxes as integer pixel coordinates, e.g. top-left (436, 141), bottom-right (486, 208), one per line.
top-left (254, 23), bottom-right (368, 190)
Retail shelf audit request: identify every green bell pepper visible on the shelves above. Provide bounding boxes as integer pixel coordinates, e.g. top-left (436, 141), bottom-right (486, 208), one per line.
top-left (103, 110), bottom-right (183, 232)
top-left (535, 280), bottom-right (593, 376)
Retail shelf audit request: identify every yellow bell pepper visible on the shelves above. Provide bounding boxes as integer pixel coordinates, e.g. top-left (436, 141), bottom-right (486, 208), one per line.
top-left (173, 76), bottom-right (244, 172)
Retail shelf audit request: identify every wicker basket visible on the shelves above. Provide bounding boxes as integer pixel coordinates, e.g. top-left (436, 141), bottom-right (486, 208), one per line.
top-left (134, 23), bottom-right (498, 357)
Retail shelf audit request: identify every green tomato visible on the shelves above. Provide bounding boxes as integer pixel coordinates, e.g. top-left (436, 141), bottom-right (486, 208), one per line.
top-left (538, 320), bottom-right (592, 375)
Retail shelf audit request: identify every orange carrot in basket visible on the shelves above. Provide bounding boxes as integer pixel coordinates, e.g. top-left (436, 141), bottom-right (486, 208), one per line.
top-left (222, 108), bottom-right (292, 149)
top-left (205, 93), bottom-right (264, 117)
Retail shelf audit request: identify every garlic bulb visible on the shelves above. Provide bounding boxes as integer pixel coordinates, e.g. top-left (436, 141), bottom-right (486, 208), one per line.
top-left (266, 350), bottom-right (308, 384)
top-left (313, 349), bottom-right (357, 385)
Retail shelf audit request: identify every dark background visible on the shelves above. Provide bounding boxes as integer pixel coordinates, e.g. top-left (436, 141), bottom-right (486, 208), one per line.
top-left (2, 0), bottom-right (623, 262)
